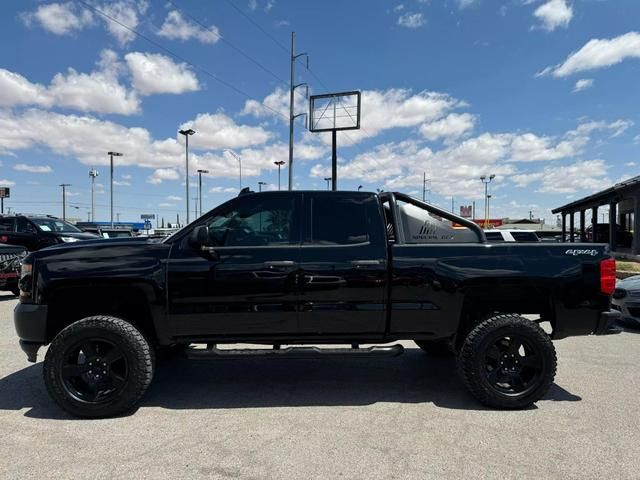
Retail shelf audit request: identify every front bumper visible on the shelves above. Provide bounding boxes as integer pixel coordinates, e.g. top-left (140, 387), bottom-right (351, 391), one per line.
top-left (14, 303), bottom-right (48, 362)
top-left (594, 309), bottom-right (623, 335)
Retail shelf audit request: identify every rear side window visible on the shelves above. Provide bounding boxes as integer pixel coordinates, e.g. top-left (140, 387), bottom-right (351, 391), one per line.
top-left (308, 195), bottom-right (381, 245)
top-left (396, 200), bottom-right (480, 244)
top-left (0, 218), bottom-right (14, 231)
top-left (484, 232), bottom-right (505, 242)
top-left (510, 231), bottom-right (539, 242)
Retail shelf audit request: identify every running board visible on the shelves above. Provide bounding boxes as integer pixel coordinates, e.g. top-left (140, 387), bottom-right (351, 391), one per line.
top-left (186, 344), bottom-right (404, 360)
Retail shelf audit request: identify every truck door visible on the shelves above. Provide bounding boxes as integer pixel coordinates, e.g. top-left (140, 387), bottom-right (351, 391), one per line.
top-left (167, 192), bottom-right (302, 337)
top-left (297, 192), bottom-right (388, 335)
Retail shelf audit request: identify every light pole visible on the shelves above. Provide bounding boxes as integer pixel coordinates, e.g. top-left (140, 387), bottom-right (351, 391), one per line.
top-left (258, 181), bottom-right (268, 192)
top-left (358, 185), bottom-right (363, 191)
top-left (59, 184), bottom-right (71, 221)
top-left (108, 151), bottom-right (123, 228)
top-left (274, 160), bottom-right (285, 191)
top-left (324, 177), bottom-right (331, 191)
top-left (480, 174), bottom-right (495, 229)
top-left (197, 169), bottom-right (209, 217)
top-left (89, 168), bottom-right (98, 222)
top-left (225, 150), bottom-right (242, 191)
top-left (179, 129), bottom-right (196, 224)
top-left (487, 194), bottom-right (492, 225)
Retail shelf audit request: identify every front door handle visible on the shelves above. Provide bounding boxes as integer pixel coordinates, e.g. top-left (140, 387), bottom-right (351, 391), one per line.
top-left (351, 260), bottom-right (381, 267)
top-left (264, 260), bottom-right (296, 268)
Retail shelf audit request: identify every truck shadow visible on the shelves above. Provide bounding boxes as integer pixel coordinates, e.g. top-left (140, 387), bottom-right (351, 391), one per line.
top-left (0, 349), bottom-right (581, 420)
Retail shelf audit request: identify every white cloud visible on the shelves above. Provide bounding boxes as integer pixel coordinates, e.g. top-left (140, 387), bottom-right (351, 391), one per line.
top-left (397, 13), bottom-right (425, 29)
top-left (21, 2), bottom-right (93, 35)
top-left (209, 186), bottom-right (238, 193)
top-left (634, 134), bottom-right (640, 144)
top-left (573, 79), bottom-right (594, 93)
top-left (536, 160), bottom-right (610, 193)
top-left (539, 32), bottom-right (640, 77)
top-left (13, 164), bottom-right (53, 173)
top-left (0, 49), bottom-right (140, 115)
top-left (419, 113), bottom-right (476, 142)
top-left (625, 161), bottom-right (637, 167)
top-left (179, 113), bottom-right (272, 150)
top-left (148, 169), bottom-right (180, 184)
top-left (98, 1), bottom-right (147, 46)
top-left (456, 0), bottom-right (478, 9)
top-left (0, 179), bottom-right (16, 187)
top-left (112, 180), bottom-right (130, 186)
top-left (166, 195), bottom-right (182, 201)
top-left (241, 86), bottom-right (304, 121)
top-left (125, 52), bottom-right (200, 95)
top-left (157, 10), bottom-right (221, 44)
top-left (533, 0), bottom-right (572, 31)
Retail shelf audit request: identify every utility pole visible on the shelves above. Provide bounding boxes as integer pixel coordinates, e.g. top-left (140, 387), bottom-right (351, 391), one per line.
top-left (451, 197), bottom-right (454, 214)
top-left (59, 184), bottom-right (71, 221)
top-left (197, 169), bottom-right (209, 217)
top-left (258, 181), bottom-right (268, 192)
top-left (193, 198), bottom-right (198, 219)
top-left (108, 151), bottom-right (123, 228)
top-left (480, 174), bottom-right (495, 229)
top-left (423, 172), bottom-right (426, 202)
top-left (274, 160), bottom-right (285, 190)
top-left (288, 31), bottom-right (309, 191)
top-left (324, 177), bottom-right (331, 191)
top-left (225, 150), bottom-right (242, 191)
top-left (179, 129), bottom-right (195, 224)
top-left (89, 168), bottom-right (98, 222)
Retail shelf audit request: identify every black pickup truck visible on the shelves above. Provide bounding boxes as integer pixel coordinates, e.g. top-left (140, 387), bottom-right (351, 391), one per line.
top-left (14, 190), bottom-right (620, 417)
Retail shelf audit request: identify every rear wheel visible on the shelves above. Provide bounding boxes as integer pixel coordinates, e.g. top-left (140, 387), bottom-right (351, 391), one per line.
top-left (43, 316), bottom-right (154, 418)
top-left (458, 314), bottom-right (556, 409)
top-left (414, 339), bottom-right (454, 357)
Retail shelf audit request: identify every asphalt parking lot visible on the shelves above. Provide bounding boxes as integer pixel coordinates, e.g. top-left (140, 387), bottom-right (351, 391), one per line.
top-left (1, 293), bottom-right (639, 479)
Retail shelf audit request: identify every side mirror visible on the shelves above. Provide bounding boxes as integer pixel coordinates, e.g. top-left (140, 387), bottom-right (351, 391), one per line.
top-left (189, 225), bottom-right (208, 248)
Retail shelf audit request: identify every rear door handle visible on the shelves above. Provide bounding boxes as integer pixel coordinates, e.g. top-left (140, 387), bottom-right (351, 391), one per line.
top-left (264, 260), bottom-right (296, 267)
top-left (351, 260), bottom-right (382, 266)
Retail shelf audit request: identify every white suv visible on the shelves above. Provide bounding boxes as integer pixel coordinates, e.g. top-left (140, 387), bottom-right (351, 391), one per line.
top-left (484, 229), bottom-right (540, 243)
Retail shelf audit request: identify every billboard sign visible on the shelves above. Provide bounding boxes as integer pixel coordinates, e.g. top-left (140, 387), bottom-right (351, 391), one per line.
top-left (140, 214), bottom-right (155, 220)
top-left (0, 187), bottom-right (10, 198)
top-left (459, 205), bottom-right (472, 218)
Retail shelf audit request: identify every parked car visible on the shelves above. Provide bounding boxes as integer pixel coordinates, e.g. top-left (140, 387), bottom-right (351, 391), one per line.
top-left (612, 275), bottom-right (640, 327)
top-left (0, 243), bottom-right (26, 295)
top-left (484, 229), bottom-right (540, 242)
top-left (14, 190), bottom-right (620, 418)
top-left (0, 215), bottom-right (98, 251)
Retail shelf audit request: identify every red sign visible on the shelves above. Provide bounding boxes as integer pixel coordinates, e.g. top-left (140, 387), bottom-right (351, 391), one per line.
top-left (471, 219), bottom-right (503, 228)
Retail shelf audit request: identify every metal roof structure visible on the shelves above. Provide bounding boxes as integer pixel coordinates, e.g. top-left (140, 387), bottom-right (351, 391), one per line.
top-left (552, 175), bottom-right (640, 214)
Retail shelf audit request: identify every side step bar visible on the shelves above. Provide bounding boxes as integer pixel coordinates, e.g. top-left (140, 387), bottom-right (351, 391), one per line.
top-left (186, 344), bottom-right (404, 360)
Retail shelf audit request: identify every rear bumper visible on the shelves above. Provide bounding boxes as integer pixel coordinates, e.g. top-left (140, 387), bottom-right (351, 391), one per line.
top-left (14, 302), bottom-right (47, 362)
top-left (594, 309), bottom-right (623, 335)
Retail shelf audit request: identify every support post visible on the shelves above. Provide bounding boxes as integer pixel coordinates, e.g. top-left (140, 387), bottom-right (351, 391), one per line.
top-left (288, 32), bottom-right (295, 191)
top-left (569, 212), bottom-right (574, 242)
top-left (591, 206), bottom-right (598, 242)
top-left (580, 210), bottom-right (586, 242)
top-left (331, 130), bottom-right (337, 191)
top-left (609, 201), bottom-right (617, 251)
top-left (561, 213), bottom-right (566, 241)
top-left (633, 197), bottom-right (640, 255)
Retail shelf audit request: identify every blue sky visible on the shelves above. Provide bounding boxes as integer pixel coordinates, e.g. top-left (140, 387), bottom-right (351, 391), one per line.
top-left (0, 0), bottom-right (639, 224)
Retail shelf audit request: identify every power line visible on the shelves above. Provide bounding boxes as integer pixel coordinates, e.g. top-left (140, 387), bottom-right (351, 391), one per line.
top-left (223, 0), bottom-right (289, 53)
top-left (74, 0), bottom-right (289, 121)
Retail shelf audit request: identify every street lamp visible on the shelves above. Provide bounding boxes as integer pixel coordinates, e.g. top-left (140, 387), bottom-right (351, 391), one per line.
top-left (274, 160), bottom-right (285, 191)
top-left (487, 194), bottom-right (492, 225)
top-left (258, 181), bottom-right (268, 192)
top-left (324, 177), bottom-right (332, 191)
top-left (89, 168), bottom-right (98, 222)
top-left (357, 185), bottom-right (363, 191)
top-left (197, 169), bottom-right (209, 217)
top-left (480, 174), bottom-right (495, 229)
top-left (108, 151), bottom-right (123, 228)
top-left (225, 150), bottom-right (242, 191)
top-left (59, 184), bottom-right (71, 221)
top-left (179, 128), bottom-right (196, 224)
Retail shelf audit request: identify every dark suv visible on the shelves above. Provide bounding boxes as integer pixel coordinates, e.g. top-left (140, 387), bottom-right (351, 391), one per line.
top-left (0, 215), bottom-right (98, 251)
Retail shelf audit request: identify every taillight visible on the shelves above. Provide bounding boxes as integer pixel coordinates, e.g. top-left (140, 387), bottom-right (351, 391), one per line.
top-left (600, 258), bottom-right (616, 295)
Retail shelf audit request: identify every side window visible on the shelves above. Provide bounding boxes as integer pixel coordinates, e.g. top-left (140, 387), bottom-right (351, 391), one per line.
top-left (0, 218), bottom-right (14, 232)
top-left (203, 196), bottom-right (295, 247)
top-left (308, 196), bottom-right (377, 245)
top-left (16, 218), bottom-right (36, 234)
top-left (396, 200), bottom-right (480, 244)
top-left (484, 232), bottom-right (505, 242)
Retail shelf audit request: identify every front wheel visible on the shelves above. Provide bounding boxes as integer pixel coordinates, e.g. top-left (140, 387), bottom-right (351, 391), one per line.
top-left (43, 316), bottom-right (154, 418)
top-left (458, 314), bottom-right (556, 410)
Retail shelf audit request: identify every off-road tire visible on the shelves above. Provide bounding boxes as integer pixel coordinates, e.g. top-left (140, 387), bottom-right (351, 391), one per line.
top-left (414, 339), bottom-right (454, 357)
top-left (43, 316), bottom-right (154, 418)
top-left (458, 314), bottom-right (556, 409)
top-left (10, 287), bottom-right (20, 296)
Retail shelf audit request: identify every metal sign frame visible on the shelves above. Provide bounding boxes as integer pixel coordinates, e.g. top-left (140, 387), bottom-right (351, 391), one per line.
top-left (309, 91), bottom-right (361, 133)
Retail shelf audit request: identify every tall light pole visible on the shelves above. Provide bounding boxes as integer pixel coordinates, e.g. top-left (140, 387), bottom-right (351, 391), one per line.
top-left (258, 181), bottom-right (268, 192)
top-left (225, 149), bottom-right (242, 191)
top-left (480, 174), bottom-right (495, 229)
top-left (59, 184), bottom-right (71, 221)
top-left (324, 177), bottom-right (331, 190)
top-left (108, 151), bottom-right (123, 228)
top-left (288, 31), bottom-right (310, 191)
top-left (197, 169), bottom-right (209, 217)
top-left (274, 160), bottom-right (285, 191)
top-left (89, 168), bottom-right (98, 222)
top-left (487, 194), bottom-right (492, 224)
top-left (179, 129), bottom-right (195, 224)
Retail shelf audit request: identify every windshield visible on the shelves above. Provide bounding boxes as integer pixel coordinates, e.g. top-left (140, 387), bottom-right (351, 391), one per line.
top-left (31, 218), bottom-right (82, 233)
